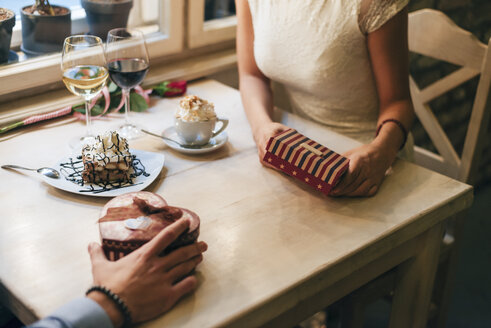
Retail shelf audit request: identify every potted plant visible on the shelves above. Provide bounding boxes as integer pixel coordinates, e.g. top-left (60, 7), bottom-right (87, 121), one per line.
top-left (0, 8), bottom-right (15, 63)
top-left (21, 0), bottom-right (71, 56)
top-left (81, 0), bottom-right (133, 40)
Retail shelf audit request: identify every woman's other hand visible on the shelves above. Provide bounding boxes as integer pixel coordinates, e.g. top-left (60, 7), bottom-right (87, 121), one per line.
top-left (330, 5), bottom-right (413, 198)
top-left (253, 122), bottom-right (289, 166)
top-left (87, 219), bottom-right (208, 327)
top-left (330, 142), bottom-right (397, 197)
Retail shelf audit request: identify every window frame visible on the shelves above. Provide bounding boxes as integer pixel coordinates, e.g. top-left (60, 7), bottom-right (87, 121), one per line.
top-left (0, 0), bottom-right (184, 98)
top-left (187, 0), bottom-right (236, 49)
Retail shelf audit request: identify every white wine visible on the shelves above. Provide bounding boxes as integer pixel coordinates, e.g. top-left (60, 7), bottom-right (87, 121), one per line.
top-left (62, 65), bottom-right (108, 99)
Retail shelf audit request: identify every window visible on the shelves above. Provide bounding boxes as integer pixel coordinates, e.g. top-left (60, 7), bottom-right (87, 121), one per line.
top-left (204, 0), bottom-right (236, 21)
top-left (0, 0), bottom-right (184, 98)
top-left (188, 0), bottom-right (237, 48)
top-left (0, 0), bottom-right (238, 100)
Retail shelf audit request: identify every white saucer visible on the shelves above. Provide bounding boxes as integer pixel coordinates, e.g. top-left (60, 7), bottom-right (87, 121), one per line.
top-left (162, 127), bottom-right (228, 154)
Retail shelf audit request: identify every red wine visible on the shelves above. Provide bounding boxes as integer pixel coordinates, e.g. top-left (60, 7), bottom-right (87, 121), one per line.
top-left (107, 58), bottom-right (149, 90)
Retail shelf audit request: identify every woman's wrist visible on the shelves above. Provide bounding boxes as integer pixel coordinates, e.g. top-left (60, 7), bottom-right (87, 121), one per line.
top-left (250, 119), bottom-right (273, 139)
top-left (374, 120), bottom-right (406, 154)
top-left (371, 134), bottom-right (399, 168)
top-left (376, 119), bottom-right (408, 150)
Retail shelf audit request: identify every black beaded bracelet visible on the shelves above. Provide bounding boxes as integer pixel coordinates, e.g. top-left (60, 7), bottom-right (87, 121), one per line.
top-left (376, 118), bottom-right (408, 151)
top-left (86, 285), bottom-right (132, 328)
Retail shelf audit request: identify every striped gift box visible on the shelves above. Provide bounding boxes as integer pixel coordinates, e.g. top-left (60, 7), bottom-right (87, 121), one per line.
top-left (263, 129), bottom-right (350, 195)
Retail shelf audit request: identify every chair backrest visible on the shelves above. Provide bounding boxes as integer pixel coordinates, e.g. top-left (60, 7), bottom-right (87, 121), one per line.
top-left (408, 9), bottom-right (491, 185)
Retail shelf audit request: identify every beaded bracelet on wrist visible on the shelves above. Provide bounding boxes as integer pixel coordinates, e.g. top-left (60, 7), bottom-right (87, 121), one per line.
top-left (375, 118), bottom-right (408, 151)
top-left (86, 285), bottom-right (132, 328)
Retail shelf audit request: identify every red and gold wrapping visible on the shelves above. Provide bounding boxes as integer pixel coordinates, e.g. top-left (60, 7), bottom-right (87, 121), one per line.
top-left (263, 129), bottom-right (349, 195)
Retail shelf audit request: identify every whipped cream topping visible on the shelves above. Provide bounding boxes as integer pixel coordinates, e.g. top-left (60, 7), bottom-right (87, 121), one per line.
top-left (82, 131), bottom-right (132, 169)
top-left (176, 95), bottom-right (216, 122)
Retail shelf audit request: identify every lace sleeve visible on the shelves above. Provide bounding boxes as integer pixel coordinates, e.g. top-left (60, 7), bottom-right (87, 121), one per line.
top-left (359, 0), bottom-right (409, 34)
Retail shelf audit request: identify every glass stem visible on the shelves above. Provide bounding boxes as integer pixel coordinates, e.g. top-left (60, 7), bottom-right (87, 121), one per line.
top-left (123, 88), bottom-right (130, 125)
top-left (85, 98), bottom-right (93, 136)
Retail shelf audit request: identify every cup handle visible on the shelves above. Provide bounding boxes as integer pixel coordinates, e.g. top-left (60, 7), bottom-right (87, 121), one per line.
top-left (212, 118), bottom-right (229, 138)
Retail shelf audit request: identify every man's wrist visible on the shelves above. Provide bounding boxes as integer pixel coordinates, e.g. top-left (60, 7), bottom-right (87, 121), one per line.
top-left (87, 291), bottom-right (125, 328)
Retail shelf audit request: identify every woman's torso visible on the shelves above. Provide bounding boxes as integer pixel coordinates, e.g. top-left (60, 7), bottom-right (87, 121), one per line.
top-left (248, 0), bottom-right (379, 143)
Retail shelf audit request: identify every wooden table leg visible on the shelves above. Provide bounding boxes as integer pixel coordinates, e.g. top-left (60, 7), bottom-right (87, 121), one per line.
top-left (388, 223), bottom-right (445, 328)
top-left (431, 211), bottom-right (467, 328)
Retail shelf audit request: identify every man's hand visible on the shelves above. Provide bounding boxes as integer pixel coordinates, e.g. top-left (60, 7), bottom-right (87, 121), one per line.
top-left (330, 142), bottom-right (396, 197)
top-left (87, 219), bottom-right (208, 327)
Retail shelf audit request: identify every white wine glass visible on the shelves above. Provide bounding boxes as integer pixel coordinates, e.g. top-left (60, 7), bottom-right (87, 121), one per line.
top-left (62, 35), bottom-right (108, 150)
top-left (106, 28), bottom-right (149, 140)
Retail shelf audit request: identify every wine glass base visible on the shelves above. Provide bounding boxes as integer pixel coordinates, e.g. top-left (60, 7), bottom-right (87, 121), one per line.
top-left (117, 124), bottom-right (144, 140)
top-left (69, 135), bottom-right (96, 152)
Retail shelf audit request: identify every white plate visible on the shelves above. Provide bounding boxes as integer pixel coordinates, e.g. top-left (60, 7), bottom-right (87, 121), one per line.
top-left (42, 149), bottom-right (165, 197)
top-left (162, 126), bottom-right (228, 154)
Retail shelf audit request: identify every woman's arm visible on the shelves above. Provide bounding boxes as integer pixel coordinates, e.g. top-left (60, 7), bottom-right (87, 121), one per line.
top-left (236, 0), bottom-right (289, 162)
top-left (369, 6), bottom-right (414, 153)
top-left (331, 7), bottom-right (414, 197)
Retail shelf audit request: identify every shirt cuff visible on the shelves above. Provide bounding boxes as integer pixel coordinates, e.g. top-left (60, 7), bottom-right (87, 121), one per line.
top-left (29, 297), bottom-right (114, 328)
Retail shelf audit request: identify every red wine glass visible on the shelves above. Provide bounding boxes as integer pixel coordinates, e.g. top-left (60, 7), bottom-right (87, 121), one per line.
top-left (106, 28), bottom-right (149, 140)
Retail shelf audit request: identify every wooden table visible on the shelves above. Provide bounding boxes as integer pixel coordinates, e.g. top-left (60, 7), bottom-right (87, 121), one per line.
top-left (0, 80), bottom-right (473, 328)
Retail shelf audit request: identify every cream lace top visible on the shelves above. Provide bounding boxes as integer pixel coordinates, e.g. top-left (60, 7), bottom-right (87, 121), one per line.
top-left (248, 0), bottom-right (409, 145)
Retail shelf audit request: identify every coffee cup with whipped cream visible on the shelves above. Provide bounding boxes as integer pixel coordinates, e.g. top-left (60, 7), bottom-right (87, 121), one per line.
top-left (175, 95), bottom-right (228, 146)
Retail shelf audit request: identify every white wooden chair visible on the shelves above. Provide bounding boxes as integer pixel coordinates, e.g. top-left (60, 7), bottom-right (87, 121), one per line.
top-left (334, 8), bottom-right (491, 328)
top-left (409, 9), bottom-right (491, 186)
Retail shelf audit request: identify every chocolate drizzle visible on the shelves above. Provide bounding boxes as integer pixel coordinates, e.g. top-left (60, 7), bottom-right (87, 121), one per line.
top-left (82, 132), bottom-right (133, 169)
top-left (60, 155), bottom-right (150, 194)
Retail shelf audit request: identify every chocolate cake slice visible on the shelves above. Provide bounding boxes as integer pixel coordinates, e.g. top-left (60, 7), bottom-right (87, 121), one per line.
top-left (82, 131), bottom-right (133, 184)
top-left (99, 191), bottom-right (200, 261)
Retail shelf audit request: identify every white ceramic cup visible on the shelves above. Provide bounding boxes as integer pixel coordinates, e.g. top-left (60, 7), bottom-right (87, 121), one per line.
top-left (175, 117), bottom-right (229, 146)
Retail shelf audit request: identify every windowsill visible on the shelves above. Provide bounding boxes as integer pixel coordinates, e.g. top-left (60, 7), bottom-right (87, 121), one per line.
top-left (7, 23), bottom-right (160, 68)
top-left (0, 47), bottom-right (237, 126)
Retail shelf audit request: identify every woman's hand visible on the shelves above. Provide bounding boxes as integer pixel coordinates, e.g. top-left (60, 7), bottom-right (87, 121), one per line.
top-left (330, 142), bottom-right (397, 197)
top-left (329, 5), bottom-right (412, 198)
top-left (87, 219), bottom-right (208, 327)
top-left (253, 122), bottom-right (290, 166)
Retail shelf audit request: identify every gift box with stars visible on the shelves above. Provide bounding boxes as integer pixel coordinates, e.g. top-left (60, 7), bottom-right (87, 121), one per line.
top-left (263, 129), bottom-right (350, 195)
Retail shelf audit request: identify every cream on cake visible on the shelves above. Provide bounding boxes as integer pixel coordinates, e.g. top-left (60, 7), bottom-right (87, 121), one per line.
top-left (81, 131), bottom-right (133, 183)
